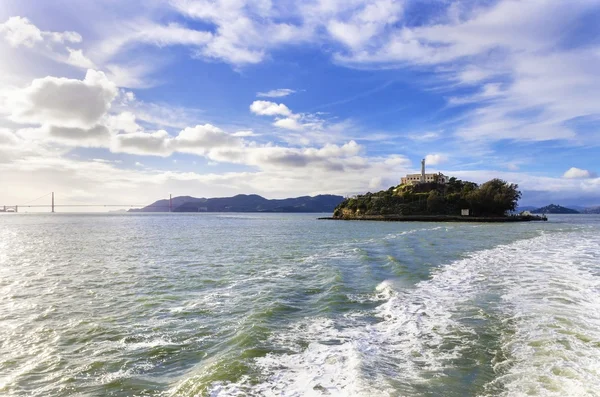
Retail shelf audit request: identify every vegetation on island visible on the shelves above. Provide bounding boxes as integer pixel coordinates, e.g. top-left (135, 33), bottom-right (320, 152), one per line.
top-left (333, 178), bottom-right (523, 218)
top-left (531, 204), bottom-right (579, 214)
top-left (131, 194), bottom-right (344, 213)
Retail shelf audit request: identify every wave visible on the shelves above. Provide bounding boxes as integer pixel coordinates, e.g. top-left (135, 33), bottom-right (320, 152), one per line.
top-left (197, 228), bottom-right (600, 396)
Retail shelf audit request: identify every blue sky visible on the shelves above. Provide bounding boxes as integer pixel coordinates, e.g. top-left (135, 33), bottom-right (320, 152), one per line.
top-left (0, 0), bottom-right (599, 208)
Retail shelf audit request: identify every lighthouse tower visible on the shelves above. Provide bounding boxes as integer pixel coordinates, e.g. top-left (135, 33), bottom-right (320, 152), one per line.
top-left (420, 158), bottom-right (426, 183)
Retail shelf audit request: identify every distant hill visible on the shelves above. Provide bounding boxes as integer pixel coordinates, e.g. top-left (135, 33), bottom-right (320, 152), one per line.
top-left (130, 194), bottom-right (345, 213)
top-left (582, 206), bottom-right (600, 214)
top-left (531, 204), bottom-right (580, 214)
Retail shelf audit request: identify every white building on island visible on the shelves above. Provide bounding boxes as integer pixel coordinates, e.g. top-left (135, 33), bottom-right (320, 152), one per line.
top-left (401, 158), bottom-right (449, 185)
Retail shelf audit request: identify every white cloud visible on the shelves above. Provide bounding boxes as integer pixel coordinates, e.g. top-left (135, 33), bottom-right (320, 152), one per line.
top-left (249, 100), bottom-right (329, 134)
top-left (0, 16), bottom-right (43, 47)
top-left (232, 130), bottom-right (257, 137)
top-left (425, 153), bottom-right (448, 166)
top-left (326, 0), bottom-right (403, 50)
top-left (67, 48), bottom-right (96, 69)
top-left (250, 100), bottom-right (292, 116)
top-left (0, 128), bottom-right (19, 146)
top-left (170, 0), bottom-right (311, 65)
top-left (96, 21), bottom-right (213, 60)
top-left (46, 124), bottom-right (111, 147)
top-left (0, 16), bottom-right (81, 48)
top-left (324, 1), bottom-right (600, 145)
top-left (112, 130), bottom-right (172, 156)
top-left (0, 16), bottom-right (91, 72)
top-left (106, 111), bottom-right (141, 134)
top-left (563, 167), bottom-right (596, 179)
top-left (9, 70), bottom-right (118, 129)
top-left (257, 89), bottom-right (296, 98)
top-left (0, 150), bottom-right (410, 210)
top-left (174, 124), bottom-right (242, 153)
top-left (273, 117), bottom-right (304, 131)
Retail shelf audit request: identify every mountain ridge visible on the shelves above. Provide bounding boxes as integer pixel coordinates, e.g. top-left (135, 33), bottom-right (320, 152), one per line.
top-left (130, 194), bottom-right (345, 213)
top-left (531, 204), bottom-right (580, 214)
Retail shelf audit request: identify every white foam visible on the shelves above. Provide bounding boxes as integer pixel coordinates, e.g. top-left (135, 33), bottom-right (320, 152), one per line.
top-left (479, 230), bottom-right (600, 396)
top-left (202, 228), bottom-right (600, 396)
top-left (206, 318), bottom-right (390, 396)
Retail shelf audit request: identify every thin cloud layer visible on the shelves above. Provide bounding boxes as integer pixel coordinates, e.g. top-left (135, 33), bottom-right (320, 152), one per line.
top-left (257, 89), bottom-right (296, 98)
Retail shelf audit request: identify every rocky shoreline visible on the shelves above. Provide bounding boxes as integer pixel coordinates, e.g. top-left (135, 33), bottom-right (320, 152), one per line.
top-left (319, 214), bottom-right (547, 222)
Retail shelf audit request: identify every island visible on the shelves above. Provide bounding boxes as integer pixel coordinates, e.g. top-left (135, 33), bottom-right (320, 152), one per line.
top-left (322, 159), bottom-right (546, 222)
top-left (582, 206), bottom-right (600, 214)
top-left (531, 204), bottom-right (580, 214)
top-left (130, 194), bottom-right (344, 213)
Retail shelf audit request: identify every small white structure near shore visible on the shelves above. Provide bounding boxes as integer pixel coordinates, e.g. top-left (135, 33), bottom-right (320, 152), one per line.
top-left (401, 158), bottom-right (449, 185)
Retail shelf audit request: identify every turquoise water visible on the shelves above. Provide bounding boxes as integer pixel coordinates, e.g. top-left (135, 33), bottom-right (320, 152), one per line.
top-left (1, 213), bottom-right (599, 396)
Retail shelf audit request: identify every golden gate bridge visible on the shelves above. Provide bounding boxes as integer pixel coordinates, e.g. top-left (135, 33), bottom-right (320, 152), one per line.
top-left (0, 193), bottom-right (174, 213)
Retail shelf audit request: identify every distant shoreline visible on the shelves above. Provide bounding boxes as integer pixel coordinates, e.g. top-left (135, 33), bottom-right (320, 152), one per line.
top-left (319, 215), bottom-right (547, 222)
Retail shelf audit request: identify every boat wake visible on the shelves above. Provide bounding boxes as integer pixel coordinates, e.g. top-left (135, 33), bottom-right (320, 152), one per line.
top-left (189, 228), bottom-right (600, 396)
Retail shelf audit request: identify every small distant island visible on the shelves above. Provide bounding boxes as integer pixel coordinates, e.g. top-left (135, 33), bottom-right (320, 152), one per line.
top-left (531, 204), bottom-right (579, 214)
top-left (582, 206), bottom-right (600, 214)
top-left (130, 194), bottom-right (344, 213)
top-left (324, 159), bottom-right (546, 222)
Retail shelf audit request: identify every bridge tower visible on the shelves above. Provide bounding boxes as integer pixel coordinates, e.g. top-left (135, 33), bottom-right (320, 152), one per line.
top-left (169, 194), bottom-right (172, 212)
top-left (52, 192), bottom-right (54, 213)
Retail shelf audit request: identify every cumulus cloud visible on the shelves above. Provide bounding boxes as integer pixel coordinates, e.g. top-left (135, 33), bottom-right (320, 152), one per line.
top-left (4, 72), bottom-right (359, 170)
top-left (0, 16), bottom-right (43, 47)
top-left (47, 124), bottom-right (111, 147)
top-left (112, 130), bottom-right (172, 156)
top-left (174, 124), bottom-right (242, 153)
top-left (106, 120), bottom-right (368, 174)
top-left (207, 140), bottom-right (370, 172)
top-left (9, 70), bottom-right (118, 129)
top-left (257, 89), bottom-right (296, 98)
top-left (563, 167), bottom-right (596, 179)
top-left (0, 16), bottom-right (81, 48)
top-left (425, 153), bottom-right (448, 166)
top-left (106, 111), bottom-right (141, 134)
top-left (273, 117), bottom-right (304, 131)
top-left (66, 48), bottom-right (96, 69)
top-left (250, 100), bottom-right (292, 116)
top-left (249, 100), bottom-right (326, 133)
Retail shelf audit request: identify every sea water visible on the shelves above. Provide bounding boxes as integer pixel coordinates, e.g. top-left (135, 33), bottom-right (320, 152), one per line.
top-left (0, 213), bottom-right (599, 396)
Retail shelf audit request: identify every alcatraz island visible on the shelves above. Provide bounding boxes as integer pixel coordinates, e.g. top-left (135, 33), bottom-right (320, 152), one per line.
top-left (322, 158), bottom-right (547, 222)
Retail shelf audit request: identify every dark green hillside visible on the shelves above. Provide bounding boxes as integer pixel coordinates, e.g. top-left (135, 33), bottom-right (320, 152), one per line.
top-left (532, 204), bottom-right (579, 214)
top-left (333, 178), bottom-right (521, 218)
top-left (131, 194), bottom-right (344, 213)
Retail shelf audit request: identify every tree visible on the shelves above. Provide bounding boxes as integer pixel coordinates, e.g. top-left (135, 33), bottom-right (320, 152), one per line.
top-left (473, 179), bottom-right (521, 215)
top-left (427, 190), bottom-right (445, 214)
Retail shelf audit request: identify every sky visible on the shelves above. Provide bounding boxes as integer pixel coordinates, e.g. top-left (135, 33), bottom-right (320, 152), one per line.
top-left (0, 0), bottom-right (599, 210)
